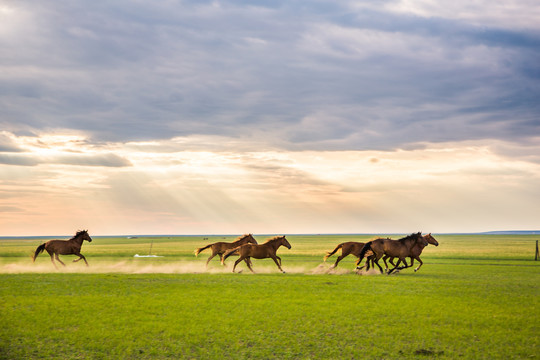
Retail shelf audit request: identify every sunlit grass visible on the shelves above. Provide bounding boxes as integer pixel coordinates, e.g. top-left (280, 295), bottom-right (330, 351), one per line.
top-left (0, 234), bottom-right (538, 359)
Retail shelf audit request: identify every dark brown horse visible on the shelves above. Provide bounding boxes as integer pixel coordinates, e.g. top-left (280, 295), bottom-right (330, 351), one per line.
top-left (222, 236), bottom-right (291, 273)
top-left (32, 230), bottom-right (93, 268)
top-left (323, 242), bottom-right (375, 270)
top-left (385, 233), bottom-right (439, 273)
top-left (194, 234), bottom-right (258, 267)
top-left (358, 232), bottom-right (427, 274)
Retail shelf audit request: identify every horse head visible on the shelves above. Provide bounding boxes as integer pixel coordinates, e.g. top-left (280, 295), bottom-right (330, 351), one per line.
top-left (245, 233), bottom-right (258, 245)
top-left (423, 233), bottom-right (439, 246)
top-left (280, 236), bottom-right (292, 250)
top-left (78, 229), bottom-right (92, 242)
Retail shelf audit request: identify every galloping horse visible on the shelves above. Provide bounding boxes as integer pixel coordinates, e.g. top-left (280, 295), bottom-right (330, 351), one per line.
top-left (32, 230), bottom-right (93, 268)
top-left (323, 242), bottom-right (375, 270)
top-left (222, 236), bottom-right (291, 273)
top-left (194, 234), bottom-right (258, 267)
top-left (385, 233), bottom-right (439, 273)
top-left (358, 232), bottom-right (426, 274)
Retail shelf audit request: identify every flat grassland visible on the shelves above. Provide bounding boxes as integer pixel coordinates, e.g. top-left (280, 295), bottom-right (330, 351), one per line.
top-left (0, 234), bottom-right (538, 359)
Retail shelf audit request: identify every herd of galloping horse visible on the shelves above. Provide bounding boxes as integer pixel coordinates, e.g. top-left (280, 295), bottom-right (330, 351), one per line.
top-left (33, 230), bottom-right (438, 274)
top-left (195, 232), bottom-right (438, 274)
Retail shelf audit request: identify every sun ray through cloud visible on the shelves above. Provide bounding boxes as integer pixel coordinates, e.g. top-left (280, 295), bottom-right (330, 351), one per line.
top-left (1, 1), bottom-right (539, 235)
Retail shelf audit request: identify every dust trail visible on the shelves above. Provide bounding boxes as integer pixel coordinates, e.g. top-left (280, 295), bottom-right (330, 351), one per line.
top-left (309, 264), bottom-right (350, 275)
top-left (1, 259), bottom-right (378, 275)
top-left (1, 260), bottom-right (230, 274)
top-left (227, 265), bottom-right (310, 274)
top-left (357, 267), bottom-right (383, 275)
top-left (308, 263), bottom-right (384, 275)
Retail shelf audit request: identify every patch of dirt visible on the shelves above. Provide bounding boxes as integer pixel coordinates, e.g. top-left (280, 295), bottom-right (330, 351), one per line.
top-left (414, 349), bottom-right (445, 356)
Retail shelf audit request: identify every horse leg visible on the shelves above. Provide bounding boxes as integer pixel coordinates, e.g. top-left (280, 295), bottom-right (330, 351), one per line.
top-left (388, 257), bottom-right (403, 273)
top-left (270, 255), bottom-right (285, 273)
top-left (373, 257), bottom-right (383, 274)
top-left (364, 256), bottom-right (373, 271)
top-left (54, 254), bottom-right (66, 267)
top-left (397, 258), bottom-right (412, 271)
top-left (360, 257), bottom-right (369, 271)
top-left (244, 257), bottom-right (255, 273)
top-left (48, 252), bottom-right (58, 269)
top-left (275, 255), bottom-right (282, 266)
top-left (413, 257), bottom-right (423, 272)
top-left (358, 256), bottom-right (372, 271)
top-left (354, 256), bottom-right (364, 270)
top-left (219, 254), bottom-right (228, 267)
top-left (232, 255), bottom-right (245, 273)
top-left (72, 252), bottom-right (88, 266)
top-left (355, 255), bottom-right (371, 271)
top-left (383, 255), bottom-right (391, 273)
top-left (332, 254), bottom-right (348, 269)
top-left (78, 254), bottom-right (89, 266)
top-left (206, 252), bottom-right (218, 267)
top-left (388, 258), bottom-right (406, 274)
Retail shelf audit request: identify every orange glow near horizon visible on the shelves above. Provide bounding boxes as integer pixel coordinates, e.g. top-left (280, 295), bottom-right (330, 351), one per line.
top-left (1, 132), bottom-right (539, 236)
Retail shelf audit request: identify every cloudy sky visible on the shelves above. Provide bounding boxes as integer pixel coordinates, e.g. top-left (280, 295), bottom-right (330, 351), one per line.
top-left (1, 0), bottom-right (539, 236)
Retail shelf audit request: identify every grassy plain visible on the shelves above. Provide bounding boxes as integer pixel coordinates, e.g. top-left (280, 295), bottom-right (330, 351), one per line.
top-left (0, 234), bottom-right (538, 359)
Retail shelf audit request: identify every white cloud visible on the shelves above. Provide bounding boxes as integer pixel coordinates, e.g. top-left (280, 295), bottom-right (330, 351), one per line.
top-left (1, 0), bottom-right (538, 149)
top-left (1, 1), bottom-right (539, 235)
top-left (384, 0), bottom-right (540, 30)
top-left (1, 131), bottom-right (539, 234)
top-left (0, 133), bottom-right (131, 167)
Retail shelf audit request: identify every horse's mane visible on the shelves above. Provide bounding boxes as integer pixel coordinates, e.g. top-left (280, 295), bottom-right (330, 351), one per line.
top-left (236, 234), bottom-right (252, 240)
top-left (71, 230), bottom-right (88, 240)
top-left (398, 232), bottom-right (422, 242)
top-left (263, 236), bottom-right (284, 244)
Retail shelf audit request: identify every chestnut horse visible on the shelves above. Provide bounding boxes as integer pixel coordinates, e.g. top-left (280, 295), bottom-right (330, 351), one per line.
top-left (32, 230), bottom-right (93, 268)
top-left (222, 236), bottom-right (291, 273)
top-left (385, 233), bottom-right (439, 273)
top-left (323, 242), bottom-right (375, 270)
top-left (194, 234), bottom-right (258, 267)
top-left (358, 232), bottom-right (427, 274)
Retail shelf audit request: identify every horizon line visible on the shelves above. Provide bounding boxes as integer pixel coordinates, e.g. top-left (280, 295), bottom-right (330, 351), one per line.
top-left (2, 230), bottom-right (540, 238)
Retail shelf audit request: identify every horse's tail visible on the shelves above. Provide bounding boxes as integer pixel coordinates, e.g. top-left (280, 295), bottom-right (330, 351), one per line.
top-left (33, 243), bottom-right (46, 262)
top-left (194, 244), bottom-right (212, 257)
top-left (358, 241), bottom-right (373, 260)
top-left (222, 246), bottom-right (242, 265)
top-left (324, 243), bottom-right (344, 261)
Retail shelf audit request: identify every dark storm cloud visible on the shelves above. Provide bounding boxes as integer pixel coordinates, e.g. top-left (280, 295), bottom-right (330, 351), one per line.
top-left (1, 0), bottom-right (539, 151)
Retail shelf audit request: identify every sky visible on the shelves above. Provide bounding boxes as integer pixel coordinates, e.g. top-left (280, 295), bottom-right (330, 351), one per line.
top-left (1, 0), bottom-right (539, 236)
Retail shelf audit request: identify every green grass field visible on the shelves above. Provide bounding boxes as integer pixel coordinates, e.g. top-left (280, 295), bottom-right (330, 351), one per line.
top-left (0, 234), bottom-right (538, 359)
